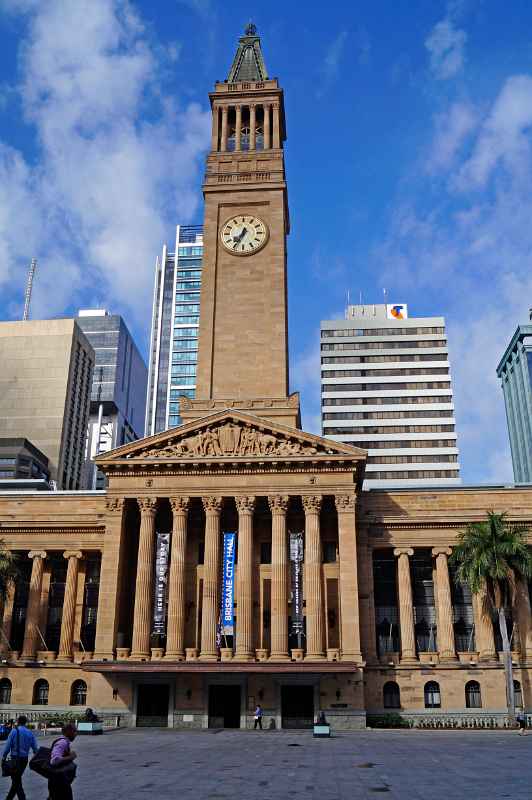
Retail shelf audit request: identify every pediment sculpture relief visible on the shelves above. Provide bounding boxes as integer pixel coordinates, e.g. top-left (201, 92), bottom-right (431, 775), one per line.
top-left (134, 422), bottom-right (325, 460)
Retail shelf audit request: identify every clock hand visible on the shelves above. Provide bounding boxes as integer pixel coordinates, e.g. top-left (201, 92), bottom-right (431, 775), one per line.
top-left (233, 226), bottom-right (248, 246)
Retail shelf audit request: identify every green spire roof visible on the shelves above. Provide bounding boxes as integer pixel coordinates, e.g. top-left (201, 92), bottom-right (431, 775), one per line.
top-left (227, 24), bottom-right (268, 82)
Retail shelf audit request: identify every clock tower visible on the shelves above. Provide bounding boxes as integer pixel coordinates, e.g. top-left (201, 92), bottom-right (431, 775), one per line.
top-left (183, 25), bottom-right (300, 428)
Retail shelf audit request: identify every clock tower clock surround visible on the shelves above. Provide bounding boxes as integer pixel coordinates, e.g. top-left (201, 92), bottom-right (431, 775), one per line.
top-left (183, 26), bottom-right (300, 429)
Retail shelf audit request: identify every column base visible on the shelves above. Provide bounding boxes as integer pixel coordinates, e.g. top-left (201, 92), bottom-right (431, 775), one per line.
top-left (479, 652), bottom-right (498, 662)
top-left (269, 653), bottom-right (290, 662)
top-left (199, 653), bottom-right (218, 662)
top-left (340, 651), bottom-right (363, 663)
top-left (56, 653), bottom-right (74, 663)
top-left (400, 655), bottom-right (419, 665)
top-left (439, 653), bottom-right (459, 663)
top-left (129, 651), bottom-right (151, 661)
top-left (304, 653), bottom-right (326, 661)
top-left (164, 652), bottom-right (185, 662)
top-left (92, 651), bottom-right (115, 661)
top-left (234, 653), bottom-right (255, 663)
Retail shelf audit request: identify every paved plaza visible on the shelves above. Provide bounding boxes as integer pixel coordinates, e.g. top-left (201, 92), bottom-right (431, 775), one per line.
top-left (15, 728), bottom-right (532, 800)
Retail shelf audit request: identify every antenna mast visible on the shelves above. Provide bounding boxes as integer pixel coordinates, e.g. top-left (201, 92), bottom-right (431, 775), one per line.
top-left (23, 258), bottom-right (37, 321)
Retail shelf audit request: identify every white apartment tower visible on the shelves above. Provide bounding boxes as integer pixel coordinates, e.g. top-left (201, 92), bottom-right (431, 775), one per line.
top-left (321, 303), bottom-right (460, 489)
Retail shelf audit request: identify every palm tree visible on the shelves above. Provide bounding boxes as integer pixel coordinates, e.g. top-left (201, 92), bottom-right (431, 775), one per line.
top-left (0, 541), bottom-right (19, 605)
top-left (450, 511), bottom-right (532, 722)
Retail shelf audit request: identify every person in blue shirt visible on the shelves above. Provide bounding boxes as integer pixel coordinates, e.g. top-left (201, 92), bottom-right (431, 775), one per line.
top-left (2, 715), bottom-right (38, 800)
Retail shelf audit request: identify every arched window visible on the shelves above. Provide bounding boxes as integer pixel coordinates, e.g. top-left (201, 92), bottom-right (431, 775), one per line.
top-left (424, 681), bottom-right (441, 709)
top-left (465, 680), bottom-right (482, 709)
top-left (514, 680), bottom-right (523, 709)
top-left (0, 679), bottom-right (11, 704)
top-left (70, 680), bottom-right (87, 706)
top-left (383, 681), bottom-right (400, 709)
top-left (33, 679), bottom-right (49, 706)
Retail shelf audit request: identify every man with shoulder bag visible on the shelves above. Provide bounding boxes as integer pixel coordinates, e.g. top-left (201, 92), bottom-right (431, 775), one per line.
top-left (47, 724), bottom-right (78, 800)
top-left (2, 715), bottom-right (38, 800)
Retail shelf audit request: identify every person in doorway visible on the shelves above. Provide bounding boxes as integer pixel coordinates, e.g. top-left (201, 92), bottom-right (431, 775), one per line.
top-left (2, 715), bottom-right (38, 800)
top-left (48, 723), bottom-right (78, 800)
top-left (254, 704), bottom-right (263, 730)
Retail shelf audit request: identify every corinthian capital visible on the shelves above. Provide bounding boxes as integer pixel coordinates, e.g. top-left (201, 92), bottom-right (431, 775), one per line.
top-left (268, 495), bottom-right (289, 514)
top-left (302, 495), bottom-right (322, 514)
top-left (137, 497), bottom-right (158, 515)
top-left (105, 497), bottom-right (125, 513)
top-left (202, 496), bottom-right (223, 514)
top-left (236, 496), bottom-right (256, 514)
top-left (335, 494), bottom-right (356, 512)
top-left (170, 496), bottom-right (190, 514)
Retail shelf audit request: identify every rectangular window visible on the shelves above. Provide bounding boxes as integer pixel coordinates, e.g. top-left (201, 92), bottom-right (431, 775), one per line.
top-left (176, 281), bottom-right (202, 290)
top-left (176, 270), bottom-right (202, 279)
top-left (323, 542), bottom-right (337, 563)
top-left (175, 304), bottom-right (200, 314)
top-left (174, 327), bottom-right (199, 338)
top-left (172, 351), bottom-right (197, 364)
top-left (176, 292), bottom-right (200, 302)
top-left (174, 315), bottom-right (200, 325)
top-left (170, 375), bottom-right (196, 385)
top-left (260, 542), bottom-right (272, 564)
top-left (170, 388), bottom-right (195, 400)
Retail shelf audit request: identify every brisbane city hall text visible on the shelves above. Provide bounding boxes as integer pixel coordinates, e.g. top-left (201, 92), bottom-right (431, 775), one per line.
top-left (1, 28), bottom-right (531, 731)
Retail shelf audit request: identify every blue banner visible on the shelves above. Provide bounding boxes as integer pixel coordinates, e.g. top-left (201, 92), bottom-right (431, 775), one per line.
top-left (221, 532), bottom-right (236, 634)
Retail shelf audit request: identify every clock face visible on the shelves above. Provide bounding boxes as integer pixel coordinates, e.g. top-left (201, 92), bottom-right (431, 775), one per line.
top-left (220, 215), bottom-right (269, 256)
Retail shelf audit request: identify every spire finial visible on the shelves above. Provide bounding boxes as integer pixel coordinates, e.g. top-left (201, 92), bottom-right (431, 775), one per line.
top-left (245, 21), bottom-right (257, 37)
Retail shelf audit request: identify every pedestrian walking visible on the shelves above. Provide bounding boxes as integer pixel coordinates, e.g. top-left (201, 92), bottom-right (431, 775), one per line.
top-left (254, 704), bottom-right (263, 730)
top-left (48, 723), bottom-right (78, 800)
top-left (2, 715), bottom-right (38, 800)
top-left (517, 710), bottom-right (528, 735)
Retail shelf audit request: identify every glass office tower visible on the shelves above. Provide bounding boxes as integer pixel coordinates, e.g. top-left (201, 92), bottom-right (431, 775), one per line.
top-left (146, 225), bottom-right (203, 435)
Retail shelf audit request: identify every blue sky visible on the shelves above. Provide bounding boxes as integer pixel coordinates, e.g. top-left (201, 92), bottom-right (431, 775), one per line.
top-left (1, 0), bottom-right (532, 483)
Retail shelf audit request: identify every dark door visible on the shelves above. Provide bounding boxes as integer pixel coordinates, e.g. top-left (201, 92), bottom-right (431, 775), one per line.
top-left (136, 684), bottom-right (170, 727)
top-left (208, 685), bottom-right (241, 728)
top-left (281, 685), bottom-right (314, 729)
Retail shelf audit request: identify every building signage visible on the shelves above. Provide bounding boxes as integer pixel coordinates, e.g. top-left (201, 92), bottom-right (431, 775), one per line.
top-left (221, 532), bottom-right (236, 634)
top-left (289, 532), bottom-right (304, 636)
top-left (153, 532), bottom-right (170, 635)
top-left (386, 303), bottom-right (408, 320)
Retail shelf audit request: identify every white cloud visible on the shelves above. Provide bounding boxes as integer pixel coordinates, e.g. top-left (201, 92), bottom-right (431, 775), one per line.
top-left (456, 75), bottom-right (532, 189)
top-left (425, 19), bottom-right (467, 80)
top-left (0, 0), bottom-right (211, 329)
top-left (317, 31), bottom-right (348, 98)
top-left (373, 72), bottom-right (532, 483)
top-left (428, 101), bottom-right (478, 172)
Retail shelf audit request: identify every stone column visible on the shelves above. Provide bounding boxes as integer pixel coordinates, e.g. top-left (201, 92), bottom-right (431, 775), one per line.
top-left (268, 495), bottom-right (289, 660)
top-left (165, 497), bottom-right (190, 661)
top-left (220, 106), bottom-right (228, 152)
top-left (249, 104), bottom-right (256, 150)
top-left (93, 497), bottom-right (125, 660)
top-left (473, 582), bottom-right (497, 660)
top-left (335, 494), bottom-right (362, 662)
top-left (21, 551), bottom-right (47, 660)
top-left (211, 105), bottom-right (220, 151)
top-left (235, 105), bottom-right (242, 152)
top-left (393, 548), bottom-right (417, 664)
top-left (1, 582), bottom-right (15, 655)
top-left (272, 102), bottom-right (280, 148)
top-left (263, 103), bottom-right (271, 149)
top-left (235, 496), bottom-right (255, 661)
top-left (130, 497), bottom-right (158, 660)
top-left (432, 547), bottom-right (457, 661)
top-left (58, 551), bottom-right (82, 661)
top-left (515, 578), bottom-right (532, 659)
top-left (200, 496), bottom-right (223, 661)
top-left (303, 495), bottom-right (325, 660)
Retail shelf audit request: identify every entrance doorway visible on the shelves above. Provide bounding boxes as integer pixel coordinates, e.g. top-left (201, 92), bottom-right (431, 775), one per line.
top-left (208, 685), bottom-right (241, 728)
top-left (281, 685), bottom-right (314, 729)
top-left (136, 684), bottom-right (170, 727)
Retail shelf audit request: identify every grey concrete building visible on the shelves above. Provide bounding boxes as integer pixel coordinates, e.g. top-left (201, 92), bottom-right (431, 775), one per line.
top-left (321, 303), bottom-right (460, 489)
top-left (77, 310), bottom-right (147, 489)
top-left (0, 319), bottom-right (94, 489)
top-left (146, 224), bottom-right (203, 435)
top-left (0, 437), bottom-right (50, 491)
top-left (496, 314), bottom-right (532, 483)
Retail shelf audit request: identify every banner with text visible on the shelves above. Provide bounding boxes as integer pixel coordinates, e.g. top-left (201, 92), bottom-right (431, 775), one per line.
top-left (152, 532), bottom-right (170, 635)
top-left (289, 532), bottom-right (304, 637)
top-left (221, 532), bottom-right (236, 635)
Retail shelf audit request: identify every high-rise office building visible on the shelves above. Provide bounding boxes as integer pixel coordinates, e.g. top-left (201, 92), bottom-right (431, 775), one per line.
top-left (146, 224), bottom-right (203, 435)
top-left (0, 319), bottom-right (94, 489)
top-left (496, 312), bottom-right (532, 483)
top-left (77, 310), bottom-right (148, 489)
top-left (321, 303), bottom-right (460, 488)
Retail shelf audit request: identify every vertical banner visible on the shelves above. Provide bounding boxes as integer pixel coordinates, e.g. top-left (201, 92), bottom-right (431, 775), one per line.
top-left (152, 532), bottom-right (170, 635)
top-left (289, 532), bottom-right (304, 638)
top-left (221, 532), bottom-right (236, 635)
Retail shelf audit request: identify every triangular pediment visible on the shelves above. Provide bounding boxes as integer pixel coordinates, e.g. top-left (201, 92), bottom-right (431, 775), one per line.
top-left (96, 409), bottom-right (367, 466)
